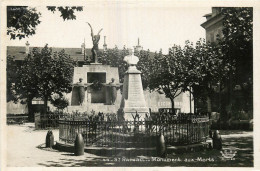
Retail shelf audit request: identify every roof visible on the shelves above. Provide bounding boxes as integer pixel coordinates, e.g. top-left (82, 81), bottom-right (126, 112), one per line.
top-left (7, 46), bottom-right (92, 61)
top-left (200, 13), bottom-right (223, 29)
top-left (7, 46), bottom-right (156, 61)
top-left (201, 7), bottom-right (224, 29)
top-left (203, 13), bottom-right (212, 17)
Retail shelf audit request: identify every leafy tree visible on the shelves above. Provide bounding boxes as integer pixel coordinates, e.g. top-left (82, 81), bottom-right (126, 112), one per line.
top-left (6, 55), bottom-right (20, 102)
top-left (11, 45), bottom-right (75, 118)
top-left (99, 46), bottom-right (128, 83)
top-left (7, 6), bottom-right (41, 40)
top-left (135, 50), bottom-right (151, 89)
top-left (147, 50), bottom-right (184, 114)
top-left (221, 7), bottom-right (252, 53)
top-left (7, 6), bottom-right (83, 40)
top-left (220, 7), bottom-right (253, 113)
top-left (180, 39), bottom-right (231, 113)
top-left (46, 6), bottom-right (83, 20)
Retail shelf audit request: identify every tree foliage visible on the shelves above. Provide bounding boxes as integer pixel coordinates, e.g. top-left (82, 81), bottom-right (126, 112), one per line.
top-left (7, 6), bottom-right (83, 40)
top-left (184, 40), bottom-right (231, 91)
top-left (145, 39), bottom-right (232, 114)
top-left (10, 45), bottom-right (75, 114)
top-left (47, 6), bottom-right (83, 21)
top-left (7, 55), bottom-right (20, 102)
top-left (99, 46), bottom-right (128, 83)
top-left (51, 95), bottom-right (69, 111)
top-left (180, 39), bottom-right (231, 112)
top-left (147, 49), bottom-right (184, 114)
top-left (99, 47), bottom-right (151, 87)
top-left (7, 6), bottom-right (41, 40)
top-left (219, 7), bottom-right (253, 113)
top-left (221, 7), bottom-right (252, 46)
top-left (135, 50), bottom-right (151, 89)
top-left (220, 7), bottom-right (253, 85)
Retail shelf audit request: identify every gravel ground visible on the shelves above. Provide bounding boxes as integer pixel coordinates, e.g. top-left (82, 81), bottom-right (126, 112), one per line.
top-left (5, 123), bottom-right (253, 167)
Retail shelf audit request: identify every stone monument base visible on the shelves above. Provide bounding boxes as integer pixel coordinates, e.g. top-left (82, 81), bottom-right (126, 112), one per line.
top-left (68, 103), bottom-right (119, 114)
top-left (118, 107), bottom-right (149, 121)
top-left (90, 63), bottom-right (102, 65)
top-left (124, 112), bottom-right (148, 121)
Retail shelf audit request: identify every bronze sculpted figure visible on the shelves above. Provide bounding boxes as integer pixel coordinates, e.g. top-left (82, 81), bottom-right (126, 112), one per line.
top-left (87, 22), bottom-right (103, 63)
top-left (108, 78), bottom-right (117, 105)
top-left (77, 78), bottom-right (85, 106)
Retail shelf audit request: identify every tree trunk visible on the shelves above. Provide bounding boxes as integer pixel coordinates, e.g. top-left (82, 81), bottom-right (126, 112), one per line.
top-left (170, 97), bottom-right (175, 115)
top-left (194, 95), bottom-right (197, 114)
top-left (189, 91), bottom-right (192, 113)
top-left (27, 98), bottom-right (33, 122)
top-left (206, 95), bottom-right (212, 113)
top-left (43, 96), bottom-right (48, 116)
top-left (193, 87), bottom-right (199, 114)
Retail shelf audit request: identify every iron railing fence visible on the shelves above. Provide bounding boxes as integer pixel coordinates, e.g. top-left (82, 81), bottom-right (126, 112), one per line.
top-left (59, 115), bottom-right (210, 148)
top-left (35, 111), bottom-right (108, 129)
top-left (35, 112), bottom-right (92, 129)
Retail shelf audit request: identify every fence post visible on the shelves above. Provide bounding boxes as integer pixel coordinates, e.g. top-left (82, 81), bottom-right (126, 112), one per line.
top-left (157, 133), bottom-right (166, 158)
top-left (74, 133), bottom-right (84, 156)
top-left (46, 130), bottom-right (54, 148)
top-left (212, 130), bottom-right (222, 150)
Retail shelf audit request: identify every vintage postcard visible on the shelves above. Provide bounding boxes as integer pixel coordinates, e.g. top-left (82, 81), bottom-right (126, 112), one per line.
top-left (1, 0), bottom-right (259, 171)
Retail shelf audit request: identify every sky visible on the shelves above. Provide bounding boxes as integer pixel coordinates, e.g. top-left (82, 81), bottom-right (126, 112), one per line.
top-left (6, 2), bottom-right (212, 54)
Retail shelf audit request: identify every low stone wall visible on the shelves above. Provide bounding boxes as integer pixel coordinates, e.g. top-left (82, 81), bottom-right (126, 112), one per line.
top-left (210, 119), bottom-right (253, 130)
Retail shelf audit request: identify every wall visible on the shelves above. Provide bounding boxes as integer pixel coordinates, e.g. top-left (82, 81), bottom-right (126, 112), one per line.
top-left (73, 65), bottom-right (119, 84)
top-left (205, 18), bottom-right (223, 42)
top-left (7, 101), bottom-right (28, 114)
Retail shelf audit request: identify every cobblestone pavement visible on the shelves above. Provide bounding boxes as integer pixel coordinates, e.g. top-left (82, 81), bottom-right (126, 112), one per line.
top-left (5, 123), bottom-right (253, 167)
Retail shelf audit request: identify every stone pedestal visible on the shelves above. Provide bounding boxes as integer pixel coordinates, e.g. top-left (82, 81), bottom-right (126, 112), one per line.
top-left (68, 64), bottom-right (121, 114)
top-left (90, 63), bottom-right (102, 65)
top-left (119, 52), bottom-right (149, 120)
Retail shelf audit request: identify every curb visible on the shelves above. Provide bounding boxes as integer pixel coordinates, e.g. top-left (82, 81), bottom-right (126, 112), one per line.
top-left (55, 141), bottom-right (212, 156)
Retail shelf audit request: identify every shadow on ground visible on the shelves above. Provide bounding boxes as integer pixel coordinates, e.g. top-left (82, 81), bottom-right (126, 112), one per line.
top-left (37, 131), bottom-right (253, 167)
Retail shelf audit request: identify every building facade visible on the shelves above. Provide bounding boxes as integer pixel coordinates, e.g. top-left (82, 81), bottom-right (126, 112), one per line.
top-left (201, 7), bottom-right (224, 42)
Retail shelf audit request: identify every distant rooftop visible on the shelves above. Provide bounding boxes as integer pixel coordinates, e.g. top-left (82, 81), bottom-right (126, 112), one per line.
top-left (201, 7), bottom-right (223, 29)
top-left (7, 37), bottom-right (157, 61)
top-left (7, 46), bottom-right (156, 61)
top-left (7, 46), bottom-right (92, 61)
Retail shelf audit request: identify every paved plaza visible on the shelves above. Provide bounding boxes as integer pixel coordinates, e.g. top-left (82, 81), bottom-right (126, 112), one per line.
top-left (6, 123), bottom-right (253, 167)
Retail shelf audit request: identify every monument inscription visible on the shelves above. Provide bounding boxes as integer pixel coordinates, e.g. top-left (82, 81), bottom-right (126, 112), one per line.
top-left (127, 75), bottom-right (144, 106)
